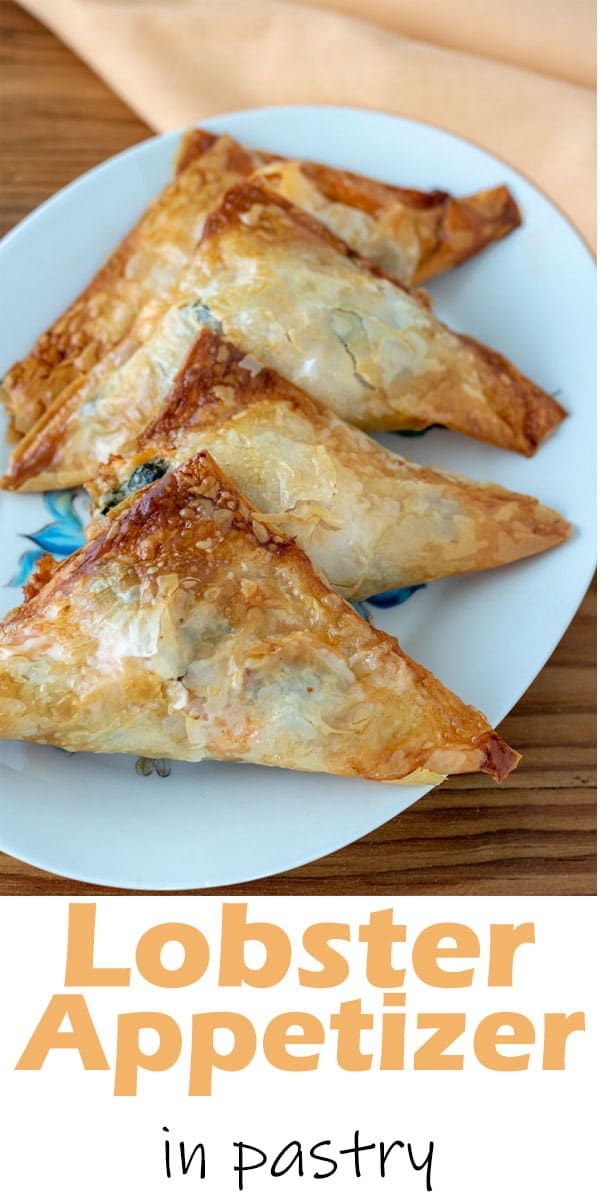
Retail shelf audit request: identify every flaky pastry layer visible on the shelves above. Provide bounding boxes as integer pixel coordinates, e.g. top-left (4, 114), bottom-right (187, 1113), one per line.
top-left (0, 450), bottom-right (518, 783)
top-left (1, 180), bottom-right (564, 492)
top-left (1, 126), bottom-right (520, 447)
top-left (86, 330), bottom-right (570, 599)
top-left (0, 132), bottom-right (261, 439)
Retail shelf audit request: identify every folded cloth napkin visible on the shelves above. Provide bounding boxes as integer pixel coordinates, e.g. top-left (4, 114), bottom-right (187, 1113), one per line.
top-left (21, 0), bottom-right (596, 245)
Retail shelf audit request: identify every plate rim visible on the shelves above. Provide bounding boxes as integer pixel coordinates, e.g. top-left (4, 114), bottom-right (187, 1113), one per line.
top-left (2, 104), bottom-right (595, 265)
top-left (0, 104), bottom-right (596, 891)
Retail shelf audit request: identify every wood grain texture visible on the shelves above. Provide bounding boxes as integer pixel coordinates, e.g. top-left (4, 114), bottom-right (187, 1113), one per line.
top-left (0, 0), bottom-right (596, 896)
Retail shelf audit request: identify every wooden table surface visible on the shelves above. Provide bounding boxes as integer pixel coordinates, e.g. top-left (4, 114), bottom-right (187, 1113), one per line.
top-left (0, 0), bottom-right (596, 896)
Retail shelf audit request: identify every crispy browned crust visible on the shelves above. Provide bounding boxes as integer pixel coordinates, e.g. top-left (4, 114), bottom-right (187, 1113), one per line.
top-left (1, 381), bottom-right (84, 491)
top-left (0, 453), bottom-right (291, 633)
top-left (0, 178), bottom-right (561, 493)
top-left (0, 182), bottom-right (414, 493)
top-left (202, 177), bottom-right (357, 256)
top-left (175, 128), bottom-right (220, 173)
top-left (0, 134), bottom-right (262, 441)
top-left (0, 126), bottom-right (254, 442)
top-left (265, 159), bottom-right (521, 285)
top-left (0, 449), bottom-right (518, 782)
top-left (458, 333), bottom-right (568, 457)
top-left (142, 328), bottom-right (317, 446)
top-left (2, 126), bottom-right (521, 450)
top-left (181, 130), bottom-right (521, 285)
top-left (199, 177), bottom-right (496, 301)
top-left (21, 553), bottom-right (60, 602)
top-left (197, 176), bottom-right (483, 293)
top-left (2, 232), bottom-right (139, 438)
top-left (85, 328), bottom-right (338, 516)
top-left (86, 330), bottom-right (569, 584)
top-left (175, 127), bottom-right (263, 177)
top-left (1, 125), bottom-right (520, 463)
top-left (200, 180), bottom-right (566, 455)
top-left (109, 325), bottom-right (567, 481)
top-left (412, 185), bottom-right (521, 285)
top-left (480, 731), bottom-right (521, 784)
top-left (118, 327), bottom-right (569, 526)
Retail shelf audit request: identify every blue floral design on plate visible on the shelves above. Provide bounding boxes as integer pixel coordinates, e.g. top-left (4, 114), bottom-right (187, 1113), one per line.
top-left (353, 583), bottom-right (426, 622)
top-left (8, 490), bottom-right (86, 587)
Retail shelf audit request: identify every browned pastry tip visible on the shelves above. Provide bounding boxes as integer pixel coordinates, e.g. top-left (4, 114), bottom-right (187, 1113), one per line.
top-left (1, 448), bottom-right (519, 784)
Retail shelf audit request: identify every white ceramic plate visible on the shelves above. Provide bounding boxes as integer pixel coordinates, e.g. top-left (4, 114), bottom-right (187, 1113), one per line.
top-left (0, 107), bottom-right (595, 890)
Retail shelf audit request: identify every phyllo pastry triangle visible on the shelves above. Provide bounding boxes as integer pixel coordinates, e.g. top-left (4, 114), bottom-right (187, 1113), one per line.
top-left (87, 330), bottom-right (570, 599)
top-left (190, 182), bottom-right (566, 455)
top-left (0, 451), bottom-right (518, 784)
top-left (1, 178), bottom-right (564, 493)
top-left (0, 132), bottom-right (261, 439)
top-left (1, 126), bottom-right (520, 444)
top-left (252, 158), bottom-right (520, 286)
top-left (180, 129), bottom-right (521, 287)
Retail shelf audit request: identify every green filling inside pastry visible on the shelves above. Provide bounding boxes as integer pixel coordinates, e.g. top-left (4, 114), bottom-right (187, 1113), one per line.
top-left (100, 456), bottom-right (170, 514)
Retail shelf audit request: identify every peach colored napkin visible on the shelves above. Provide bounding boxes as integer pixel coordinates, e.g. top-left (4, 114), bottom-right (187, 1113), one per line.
top-left (21, 0), bottom-right (596, 245)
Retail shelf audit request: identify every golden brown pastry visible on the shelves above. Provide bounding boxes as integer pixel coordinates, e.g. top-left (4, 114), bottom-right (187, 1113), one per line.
top-left (86, 330), bottom-right (570, 599)
top-left (2, 295), bottom-right (219, 491)
top-left (0, 450), bottom-right (518, 783)
top-left (189, 183), bottom-right (565, 454)
top-left (0, 132), bottom-right (261, 439)
top-left (180, 128), bottom-right (521, 286)
top-left (2, 126), bottom-right (520, 444)
top-left (253, 159), bottom-right (520, 286)
top-left (1, 179), bottom-right (564, 492)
